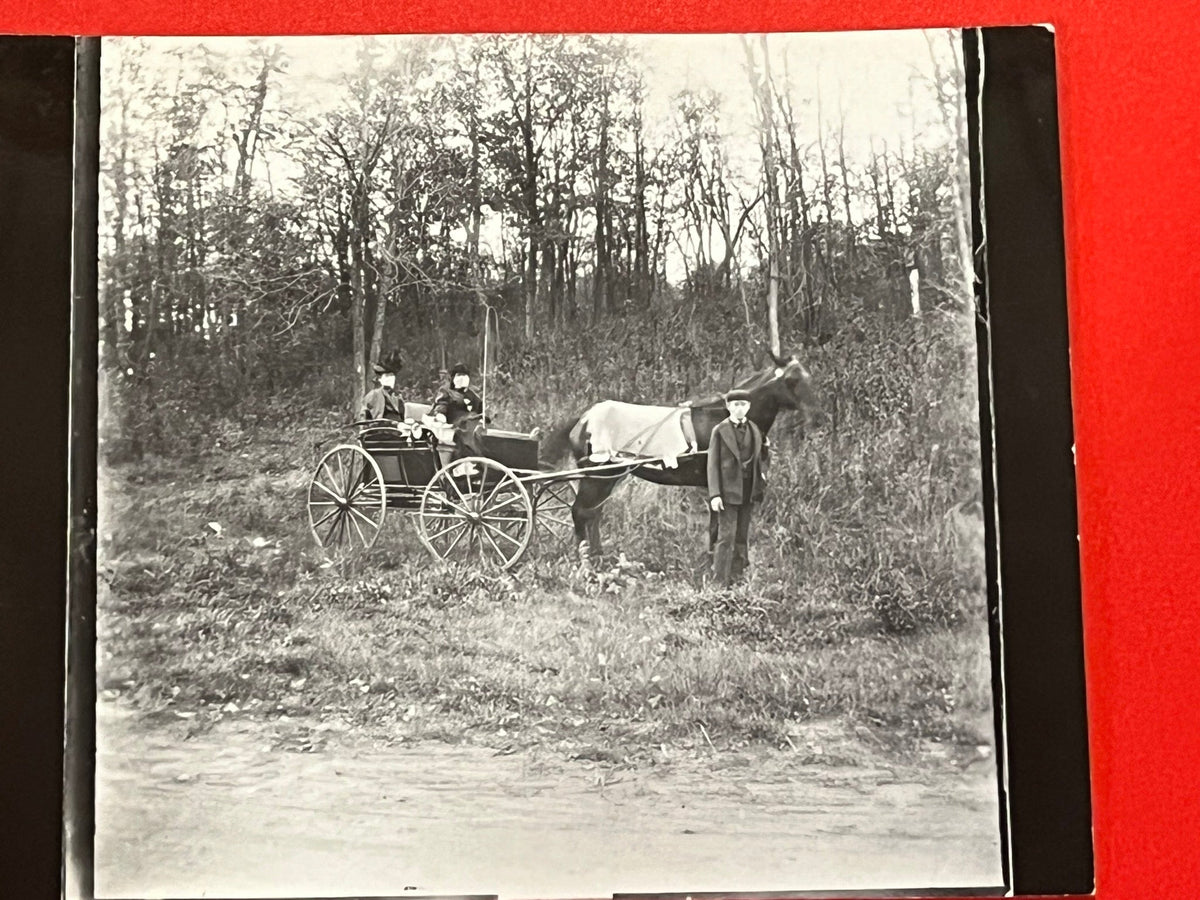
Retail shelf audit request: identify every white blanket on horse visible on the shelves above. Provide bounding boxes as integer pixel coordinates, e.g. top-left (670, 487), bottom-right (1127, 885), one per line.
top-left (573, 401), bottom-right (697, 463)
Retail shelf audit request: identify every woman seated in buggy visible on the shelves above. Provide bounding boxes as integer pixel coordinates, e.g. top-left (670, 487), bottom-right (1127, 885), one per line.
top-left (356, 356), bottom-right (530, 473)
top-left (359, 359), bottom-right (406, 423)
top-left (430, 363), bottom-right (489, 463)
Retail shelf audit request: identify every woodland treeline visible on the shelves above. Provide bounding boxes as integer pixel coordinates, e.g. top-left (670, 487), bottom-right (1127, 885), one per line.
top-left (99, 33), bottom-right (973, 455)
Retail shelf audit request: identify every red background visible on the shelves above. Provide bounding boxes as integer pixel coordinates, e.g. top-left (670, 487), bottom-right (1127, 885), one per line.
top-left (6, 0), bottom-right (1200, 897)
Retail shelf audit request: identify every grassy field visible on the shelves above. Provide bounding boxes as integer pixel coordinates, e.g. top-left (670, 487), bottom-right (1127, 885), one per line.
top-left (98, 319), bottom-right (996, 766)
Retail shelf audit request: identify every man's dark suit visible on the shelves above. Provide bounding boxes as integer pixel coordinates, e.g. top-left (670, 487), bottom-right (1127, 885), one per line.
top-left (706, 417), bottom-right (767, 586)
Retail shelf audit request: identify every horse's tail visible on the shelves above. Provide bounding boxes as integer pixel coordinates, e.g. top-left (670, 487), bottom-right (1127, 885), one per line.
top-left (540, 411), bottom-right (586, 466)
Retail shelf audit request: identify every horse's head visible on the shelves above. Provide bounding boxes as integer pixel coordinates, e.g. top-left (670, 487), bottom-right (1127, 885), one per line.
top-left (754, 347), bottom-right (823, 425)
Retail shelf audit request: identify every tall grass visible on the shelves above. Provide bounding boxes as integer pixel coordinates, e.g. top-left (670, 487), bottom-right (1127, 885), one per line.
top-left (98, 303), bottom-right (994, 757)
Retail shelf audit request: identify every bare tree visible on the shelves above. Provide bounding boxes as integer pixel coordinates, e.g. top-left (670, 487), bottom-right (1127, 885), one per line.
top-left (742, 35), bottom-right (782, 355)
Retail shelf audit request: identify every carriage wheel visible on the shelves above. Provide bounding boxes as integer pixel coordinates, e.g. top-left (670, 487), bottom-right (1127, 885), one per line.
top-left (308, 445), bottom-right (387, 562)
top-left (417, 456), bottom-right (534, 570)
top-left (532, 478), bottom-right (577, 551)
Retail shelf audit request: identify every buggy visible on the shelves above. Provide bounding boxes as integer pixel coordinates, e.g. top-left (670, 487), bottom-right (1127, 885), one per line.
top-left (306, 401), bottom-right (594, 570)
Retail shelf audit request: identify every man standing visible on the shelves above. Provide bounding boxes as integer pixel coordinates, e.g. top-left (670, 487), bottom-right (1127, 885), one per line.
top-left (360, 359), bottom-right (405, 422)
top-left (707, 388), bottom-right (767, 587)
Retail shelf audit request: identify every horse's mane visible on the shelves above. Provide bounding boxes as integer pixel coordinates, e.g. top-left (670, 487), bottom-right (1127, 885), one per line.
top-left (683, 361), bottom-right (789, 409)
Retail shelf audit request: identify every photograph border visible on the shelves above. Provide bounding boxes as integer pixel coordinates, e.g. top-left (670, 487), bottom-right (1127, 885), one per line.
top-left (965, 26), bottom-right (1092, 895)
top-left (2, 14), bottom-right (1132, 900)
top-left (69, 25), bottom-right (1085, 898)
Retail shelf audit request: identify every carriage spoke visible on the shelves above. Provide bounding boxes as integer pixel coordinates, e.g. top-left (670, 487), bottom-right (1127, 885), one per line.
top-left (324, 510), bottom-right (347, 548)
top-left (312, 479), bottom-right (343, 503)
top-left (346, 504), bottom-right (380, 535)
top-left (470, 525), bottom-right (486, 558)
top-left (481, 473), bottom-right (508, 511)
top-left (439, 521), bottom-right (471, 558)
top-left (481, 493), bottom-right (526, 515)
top-left (420, 509), bottom-right (476, 520)
top-left (344, 468), bottom-right (370, 502)
top-left (474, 513), bottom-right (528, 524)
top-left (311, 507), bottom-right (339, 531)
top-left (336, 452), bottom-right (348, 495)
top-left (321, 460), bottom-right (341, 495)
top-left (480, 518), bottom-right (522, 547)
top-left (479, 525), bottom-right (510, 563)
top-left (347, 510), bottom-right (370, 547)
top-left (335, 512), bottom-right (356, 549)
top-left (319, 507), bottom-right (342, 543)
top-left (488, 519), bottom-right (528, 553)
top-left (428, 517), bottom-right (468, 543)
top-left (530, 480), bottom-right (577, 551)
top-left (418, 457), bottom-right (532, 570)
top-left (431, 492), bottom-right (473, 517)
top-left (352, 486), bottom-right (382, 507)
top-left (309, 446), bottom-right (386, 560)
top-left (444, 469), bottom-right (472, 510)
top-left (463, 468), bottom-right (482, 499)
top-left (347, 458), bottom-right (383, 504)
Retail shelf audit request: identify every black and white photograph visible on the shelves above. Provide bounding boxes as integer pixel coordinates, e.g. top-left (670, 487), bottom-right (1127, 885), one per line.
top-left (93, 29), bottom-right (1004, 899)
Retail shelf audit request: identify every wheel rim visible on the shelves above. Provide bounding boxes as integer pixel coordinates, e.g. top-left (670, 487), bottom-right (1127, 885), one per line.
top-left (533, 478), bottom-right (577, 550)
top-left (418, 457), bottom-right (533, 570)
top-left (308, 445), bottom-right (387, 562)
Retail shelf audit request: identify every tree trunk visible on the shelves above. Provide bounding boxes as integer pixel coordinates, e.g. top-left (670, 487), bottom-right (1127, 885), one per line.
top-left (593, 78), bottom-right (611, 322)
top-left (350, 187), bottom-right (369, 406)
top-left (233, 51), bottom-right (275, 204)
top-left (814, 79), bottom-right (841, 302)
top-left (105, 84), bottom-right (131, 371)
top-left (468, 63), bottom-right (487, 330)
top-left (836, 111), bottom-right (856, 273)
top-left (633, 101), bottom-right (650, 307)
top-left (369, 246), bottom-right (391, 373)
top-left (744, 36), bottom-right (782, 355)
top-left (566, 235), bottom-right (578, 320)
top-left (520, 51), bottom-right (539, 341)
top-left (949, 33), bottom-right (975, 300)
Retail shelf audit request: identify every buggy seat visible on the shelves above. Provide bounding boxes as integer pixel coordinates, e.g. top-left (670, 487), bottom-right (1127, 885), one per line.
top-left (420, 401), bottom-right (544, 470)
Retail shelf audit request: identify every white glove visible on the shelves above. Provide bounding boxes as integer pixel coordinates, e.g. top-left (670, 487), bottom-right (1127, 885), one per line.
top-left (710, 497), bottom-right (724, 512)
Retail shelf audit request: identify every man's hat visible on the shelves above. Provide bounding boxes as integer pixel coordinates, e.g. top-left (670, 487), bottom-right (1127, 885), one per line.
top-left (725, 389), bottom-right (752, 403)
top-left (373, 363), bottom-right (393, 376)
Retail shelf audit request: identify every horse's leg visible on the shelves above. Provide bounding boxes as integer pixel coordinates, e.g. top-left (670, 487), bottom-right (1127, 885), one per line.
top-left (571, 476), bottom-right (613, 564)
top-left (571, 477), bottom-right (600, 563)
top-left (587, 513), bottom-right (603, 561)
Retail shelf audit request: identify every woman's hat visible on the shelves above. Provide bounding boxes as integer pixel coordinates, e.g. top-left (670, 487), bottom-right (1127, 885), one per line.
top-left (449, 363), bottom-right (471, 378)
top-left (375, 350), bottom-right (402, 376)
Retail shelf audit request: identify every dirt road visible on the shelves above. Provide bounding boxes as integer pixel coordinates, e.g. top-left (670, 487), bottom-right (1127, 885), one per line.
top-left (95, 702), bottom-right (1004, 899)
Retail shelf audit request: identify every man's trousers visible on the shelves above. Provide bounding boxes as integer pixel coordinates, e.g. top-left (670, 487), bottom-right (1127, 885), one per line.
top-left (709, 502), bottom-right (753, 586)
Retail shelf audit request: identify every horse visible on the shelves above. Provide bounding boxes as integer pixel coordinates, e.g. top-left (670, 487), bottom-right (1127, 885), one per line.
top-left (544, 349), bottom-right (822, 562)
